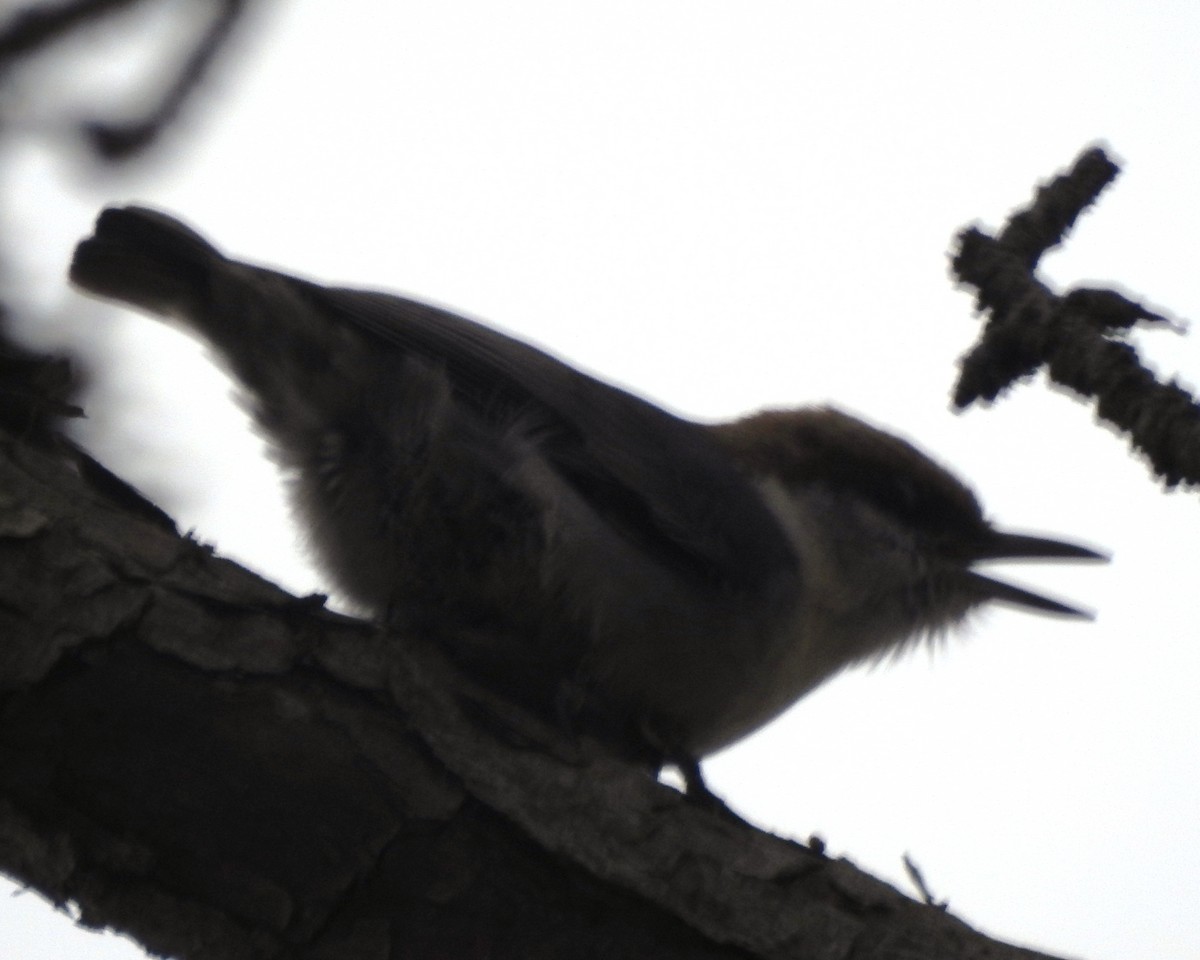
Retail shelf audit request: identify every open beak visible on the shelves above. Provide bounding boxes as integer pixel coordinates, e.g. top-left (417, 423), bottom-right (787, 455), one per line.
top-left (966, 531), bottom-right (1108, 618)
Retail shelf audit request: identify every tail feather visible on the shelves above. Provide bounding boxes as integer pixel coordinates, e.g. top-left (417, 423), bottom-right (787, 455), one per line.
top-left (69, 206), bottom-right (223, 318)
top-left (70, 206), bottom-right (346, 401)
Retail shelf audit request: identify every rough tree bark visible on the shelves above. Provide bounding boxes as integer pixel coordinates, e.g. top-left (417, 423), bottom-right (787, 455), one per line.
top-left (0, 361), bottom-right (1068, 959)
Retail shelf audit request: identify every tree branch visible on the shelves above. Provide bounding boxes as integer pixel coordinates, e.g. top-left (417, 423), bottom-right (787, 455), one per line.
top-left (950, 144), bottom-right (1200, 488)
top-left (0, 344), bottom-right (1069, 959)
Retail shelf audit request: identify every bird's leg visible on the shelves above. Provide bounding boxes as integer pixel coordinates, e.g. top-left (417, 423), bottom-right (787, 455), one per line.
top-left (665, 753), bottom-right (747, 822)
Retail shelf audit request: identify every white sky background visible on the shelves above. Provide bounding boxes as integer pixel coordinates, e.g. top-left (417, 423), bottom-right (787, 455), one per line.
top-left (2, 2), bottom-right (1199, 958)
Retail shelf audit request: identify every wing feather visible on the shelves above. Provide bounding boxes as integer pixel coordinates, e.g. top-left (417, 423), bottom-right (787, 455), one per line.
top-left (299, 282), bottom-right (797, 590)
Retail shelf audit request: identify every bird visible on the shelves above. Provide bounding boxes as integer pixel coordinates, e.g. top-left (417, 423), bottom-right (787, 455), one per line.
top-left (69, 205), bottom-right (1105, 797)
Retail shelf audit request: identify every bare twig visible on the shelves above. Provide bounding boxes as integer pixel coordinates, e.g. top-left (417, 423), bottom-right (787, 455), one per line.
top-left (903, 853), bottom-right (948, 911)
top-left (950, 145), bottom-right (1200, 489)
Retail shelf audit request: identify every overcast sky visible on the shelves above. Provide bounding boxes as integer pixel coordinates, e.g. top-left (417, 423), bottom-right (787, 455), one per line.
top-left (3, 2), bottom-right (1200, 958)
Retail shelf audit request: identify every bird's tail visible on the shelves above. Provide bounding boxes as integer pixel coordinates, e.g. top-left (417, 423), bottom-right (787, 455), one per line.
top-left (69, 206), bottom-right (223, 319)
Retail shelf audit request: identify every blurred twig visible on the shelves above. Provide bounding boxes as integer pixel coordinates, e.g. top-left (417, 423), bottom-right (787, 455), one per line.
top-left (0, 0), bottom-right (147, 63)
top-left (84, 0), bottom-right (249, 160)
top-left (0, 0), bottom-right (250, 161)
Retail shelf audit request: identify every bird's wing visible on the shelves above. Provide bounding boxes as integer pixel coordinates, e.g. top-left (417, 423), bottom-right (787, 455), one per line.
top-left (300, 283), bottom-right (798, 591)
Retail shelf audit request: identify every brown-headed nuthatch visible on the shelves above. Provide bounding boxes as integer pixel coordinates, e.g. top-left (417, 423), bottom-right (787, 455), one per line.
top-left (70, 207), bottom-right (1104, 796)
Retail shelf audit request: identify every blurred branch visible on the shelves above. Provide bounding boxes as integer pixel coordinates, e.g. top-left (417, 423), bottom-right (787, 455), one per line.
top-left (0, 0), bottom-right (148, 63)
top-left (0, 0), bottom-right (251, 161)
top-left (951, 145), bottom-right (1200, 489)
top-left (83, 0), bottom-right (249, 160)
